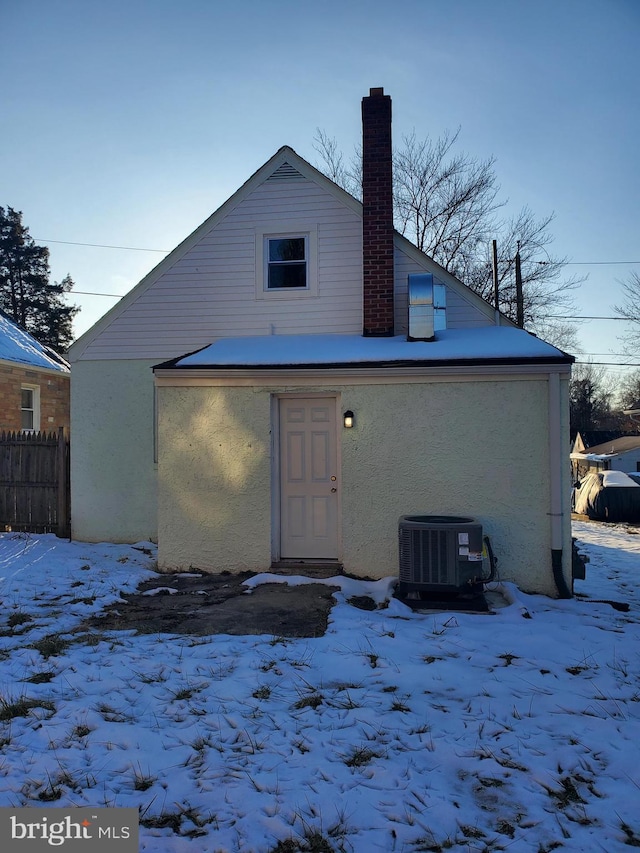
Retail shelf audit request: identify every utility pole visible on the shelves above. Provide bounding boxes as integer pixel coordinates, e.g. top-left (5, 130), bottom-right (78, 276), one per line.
top-left (515, 242), bottom-right (524, 328)
top-left (491, 239), bottom-right (500, 323)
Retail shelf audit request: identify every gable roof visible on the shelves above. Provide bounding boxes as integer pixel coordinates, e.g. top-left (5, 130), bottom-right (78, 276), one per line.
top-left (69, 146), bottom-right (509, 361)
top-left (0, 311), bottom-right (69, 373)
top-left (571, 429), bottom-right (630, 451)
top-left (575, 435), bottom-right (640, 457)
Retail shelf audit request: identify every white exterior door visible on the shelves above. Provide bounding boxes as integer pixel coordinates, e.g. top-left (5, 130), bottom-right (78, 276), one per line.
top-left (279, 397), bottom-right (339, 560)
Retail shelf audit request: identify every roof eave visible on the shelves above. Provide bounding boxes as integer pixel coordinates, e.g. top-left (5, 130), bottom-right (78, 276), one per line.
top-left (154, 355), bottom-right (573, 373)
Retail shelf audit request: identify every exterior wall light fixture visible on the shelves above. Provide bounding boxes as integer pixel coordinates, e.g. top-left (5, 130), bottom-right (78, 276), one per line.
top-left (343, 410), bottom-right (354, 429)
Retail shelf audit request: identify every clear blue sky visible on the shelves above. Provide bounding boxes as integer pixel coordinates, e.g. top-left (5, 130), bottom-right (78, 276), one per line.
top-left (2, 0), bottom-right (638, 378)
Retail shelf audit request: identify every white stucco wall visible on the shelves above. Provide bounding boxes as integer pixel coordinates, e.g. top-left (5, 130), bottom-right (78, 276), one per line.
top-left (71, 360), bottom-right (158, 543)
top-left (157, 373), bottom-right (572, 596)
top-left (157, 386), bottom-right (272, 571)
top-left (339, 377), bottom-right (570, 596)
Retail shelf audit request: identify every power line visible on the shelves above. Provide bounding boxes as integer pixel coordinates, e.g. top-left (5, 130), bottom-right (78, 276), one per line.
top-left (538, 260), bottom-right (640, 266)
top-left (548, 315), bottom-right (633, 321)
top-left (574, 360), bottom-right (640, 367)
top-left (63, 300), bottom-right (636, 325)
top-left (58, 292), bottom-right (640, 322)
top-left (35, 238), bottom-right (169, 253)
top-left (71, 290), bottom-right (124, 297)
top-left (64, 295), bottom-right (638, 325)
top-left (64, 296), bottom-right (640, 365)
top-left (33, 237), bottom-right (640, 266)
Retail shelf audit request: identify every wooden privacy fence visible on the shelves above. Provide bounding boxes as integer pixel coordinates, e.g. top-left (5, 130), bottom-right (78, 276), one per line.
top-left (0, 428), bottom-right (70, 537)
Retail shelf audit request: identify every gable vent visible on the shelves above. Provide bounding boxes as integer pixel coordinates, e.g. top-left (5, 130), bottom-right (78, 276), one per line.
top-left (267, 162), bottom-right (306, 182)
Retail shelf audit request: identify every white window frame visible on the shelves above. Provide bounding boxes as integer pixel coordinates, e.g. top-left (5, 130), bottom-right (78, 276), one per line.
top-left (21, 384), bottom-right (40, 432)
top-left (255, 224), bottom-right (318, 300)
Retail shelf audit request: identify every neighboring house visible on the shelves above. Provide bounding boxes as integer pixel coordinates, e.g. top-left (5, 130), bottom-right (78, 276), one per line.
top-left (571, 430), bottom-right (628, 452)
top-left (70, 88), bottom-right (574, 597)
top-left (0, 310), bottom-right (70, 434)
top-left (571, 434), bottom-right (640, 481)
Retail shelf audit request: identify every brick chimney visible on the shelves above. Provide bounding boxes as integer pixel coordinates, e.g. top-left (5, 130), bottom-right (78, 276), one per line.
top-left (362, 87), bottom-right (394, 337)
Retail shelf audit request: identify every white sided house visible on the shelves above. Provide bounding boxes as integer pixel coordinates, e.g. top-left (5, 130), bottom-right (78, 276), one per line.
top-left (70, 88), bottom-right (574, 597)
top-left (571, 435), bottom-right (640, 480)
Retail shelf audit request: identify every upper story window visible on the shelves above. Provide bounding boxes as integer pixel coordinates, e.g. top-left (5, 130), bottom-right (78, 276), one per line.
top-left (267, 237), bottom-right (307, 289)
top-left (255, 224), bottom-right (318, 300)
top-left (21, 385), bottom-right (40, 432)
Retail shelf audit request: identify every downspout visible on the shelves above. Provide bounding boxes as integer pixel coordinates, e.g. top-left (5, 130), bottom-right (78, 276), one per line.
top-left (549, 371), bottom-right (572, 598)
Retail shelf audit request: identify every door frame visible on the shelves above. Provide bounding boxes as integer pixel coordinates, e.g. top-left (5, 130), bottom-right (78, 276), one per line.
top-left (271, 392), bottom-right (342, 565)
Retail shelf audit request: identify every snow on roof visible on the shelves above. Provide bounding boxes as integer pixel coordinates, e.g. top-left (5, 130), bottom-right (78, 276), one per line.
top-left (172, 326), bottom-right (571, 368)
top-left (570, 451), bottom-right (616, 461)
top-left (0, 312), bottom-right (69, 373)
top-left (602, 471), bottom-right (640, 487)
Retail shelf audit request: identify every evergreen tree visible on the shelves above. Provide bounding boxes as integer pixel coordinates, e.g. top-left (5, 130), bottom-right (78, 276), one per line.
top-left (0, 206), bottom-right (79, 352)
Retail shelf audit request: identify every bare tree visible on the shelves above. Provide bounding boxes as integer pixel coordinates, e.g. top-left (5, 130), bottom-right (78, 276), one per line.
top-left (570, 362), bottom-right (616, 434)
top-left (313, 129), bottom-right (359, 194)
top-left (614, 271), bottom-right (640, 355)
top-left (313, 128), bottom-right (580, 350)
top-left (393, 130), bottom-right (501, 268)
top-left (616, 368), bottom-right (640, 411)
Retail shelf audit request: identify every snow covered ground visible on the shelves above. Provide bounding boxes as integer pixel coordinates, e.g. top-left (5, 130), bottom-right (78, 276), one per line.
top-left (0, 521), bottom-right (638, 852)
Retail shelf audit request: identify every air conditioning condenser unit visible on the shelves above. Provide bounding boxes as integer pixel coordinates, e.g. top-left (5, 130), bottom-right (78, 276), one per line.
top-left (398, 515), bottom-right (488, 598)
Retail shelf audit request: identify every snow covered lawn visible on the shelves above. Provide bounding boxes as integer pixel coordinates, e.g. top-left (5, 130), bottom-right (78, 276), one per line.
top-left (0, 522), bottom-right (639, 852)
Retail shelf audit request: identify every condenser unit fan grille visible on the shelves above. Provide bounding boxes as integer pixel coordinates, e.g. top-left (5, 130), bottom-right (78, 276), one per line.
top-left (399, 527), bottom-right (453, 585)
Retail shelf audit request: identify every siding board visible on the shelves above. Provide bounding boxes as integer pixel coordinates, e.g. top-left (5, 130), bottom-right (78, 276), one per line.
top-left (79, 172), bottom-right (492, 362)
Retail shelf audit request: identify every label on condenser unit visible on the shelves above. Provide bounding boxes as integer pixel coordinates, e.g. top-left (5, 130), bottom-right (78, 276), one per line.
top-left (458, 532), bottom-right (469, 556)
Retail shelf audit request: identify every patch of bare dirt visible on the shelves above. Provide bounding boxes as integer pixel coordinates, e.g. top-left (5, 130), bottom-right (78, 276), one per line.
top-left (84, 570), bottom-right (342, 637)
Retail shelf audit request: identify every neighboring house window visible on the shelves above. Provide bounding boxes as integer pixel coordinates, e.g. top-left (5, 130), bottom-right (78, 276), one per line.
top-left (266, 237), bottom-right (307, 289)
top-left (255, 224), bottom-right (318, 299)
top-left (21, 385), bottom-right (40, 432)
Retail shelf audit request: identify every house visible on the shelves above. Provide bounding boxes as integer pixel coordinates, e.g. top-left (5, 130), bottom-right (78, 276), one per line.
top-left (69, 88), bottom-right (574, 597)
top-left (571, 434), bottom-right (640, 481)
top-left (570, 430), bottom-right (629, 452)
top-left (0, 310), bottom-right (70, 434)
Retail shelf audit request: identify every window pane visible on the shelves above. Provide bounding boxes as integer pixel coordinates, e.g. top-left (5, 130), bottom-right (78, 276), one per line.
top-left (21, 388), bottom-right (33, 409)
top-left (21, 410), bottom-right (34, 430)
top-left (269, 238), bottom-right (305, 262)
top-left (268, 263), bottom-right (307, 289)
